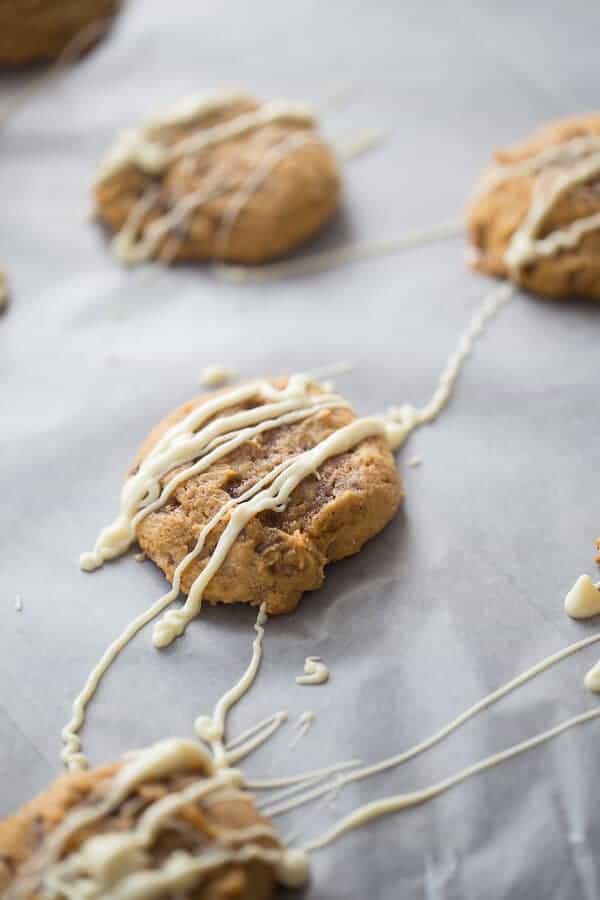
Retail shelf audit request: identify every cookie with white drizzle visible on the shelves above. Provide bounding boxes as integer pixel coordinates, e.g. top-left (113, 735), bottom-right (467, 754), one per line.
top-left (467, 114), bottom-right (600, 299)
top-left (83, 376), bottom-right (401, 621)
top-left (0, 738), bottom-right (307, 899)
top-left (93, 91), bottom-right (341, 266)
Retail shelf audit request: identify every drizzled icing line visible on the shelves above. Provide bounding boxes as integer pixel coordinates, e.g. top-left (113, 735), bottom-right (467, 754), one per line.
top-left (259, 630), bottom-right (600, 820)
top-left (95, 95), bottom-right (316, 184)
top-left (303, 707), bottom-right (600, 852)
top-left (216, 217), bottom-right (464, 283)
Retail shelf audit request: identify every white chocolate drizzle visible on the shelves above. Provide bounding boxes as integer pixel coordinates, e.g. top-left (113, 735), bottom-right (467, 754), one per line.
top-left (334, 128), bottom-right (386, 161)
top-left (296, 657), bottom-right (329, 685)
top-left (194, 603), bottom-right (268, 768)
top-left (95, 95), bottom-right (315, 184)
top-left (289, 712), bottom-right (316, 748)
top-left (216, 217), bottom-right (464, 283)
top-left (198, 365), bottom-right (237, 387)
top-left (260, 630), bottom-right (600, 821)
top-left (383, 284), bottom-right (514, 451)
top-left (303, 706), bottom-right (600, 852)
top-left (564, 574), bottom-right (600, 619)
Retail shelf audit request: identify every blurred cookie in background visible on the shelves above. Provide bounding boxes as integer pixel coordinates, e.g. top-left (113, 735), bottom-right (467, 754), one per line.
top-left (93, 91), bottom-right (342, 266)
top-left (0, 0), bottom-right (121, 65)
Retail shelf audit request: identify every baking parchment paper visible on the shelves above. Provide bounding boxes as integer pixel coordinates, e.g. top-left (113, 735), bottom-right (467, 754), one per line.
top-left (2, 1), bottom-right (600, 897)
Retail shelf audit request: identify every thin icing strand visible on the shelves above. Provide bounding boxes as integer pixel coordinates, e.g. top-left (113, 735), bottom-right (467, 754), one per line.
top-left (260, 629), bottom-right (600, 819)
top-left (216, 217), bottom-right (464, 283)
top-left (303, 707), bottom-right (600, 852)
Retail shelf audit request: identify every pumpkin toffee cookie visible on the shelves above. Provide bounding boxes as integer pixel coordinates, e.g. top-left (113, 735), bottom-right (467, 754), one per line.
top-left (0, 0), bottom-right (120, 66)
top-left (82, 375), bottom-right (402, 632)
top-left (0, 738), bottom-right (307, 899)
top-left (467, 113), bottom-right (600, 300)
top-left (92, 91), bottom-right (342, 266)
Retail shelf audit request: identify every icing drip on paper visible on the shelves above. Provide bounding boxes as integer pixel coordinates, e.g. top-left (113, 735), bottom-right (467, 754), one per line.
top-left (296, 657), bottom-right (329, 685)
top-left (383, 283), bottom-right (514, 451)
top-left (334, 128), bottom-right (386, 161)
top-left (260, 630), bottom-right (600, 820)
top-left (194, 603), bottom-right (268, 768)
top-left (289, 712), bottom-right (316, 748)
top-left (198, 365), bottom-right (237, 387)
top-left (217, 217), bottom-right (464, 283)
top-left (303, 707), bottom-right (600, 852)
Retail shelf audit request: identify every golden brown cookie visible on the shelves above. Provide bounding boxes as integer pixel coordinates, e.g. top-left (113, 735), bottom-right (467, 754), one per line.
top-left (0, 0), bottom-right (119, 65)
top-left (467, 114), bottom-right (600, 300)
top-left (0, 740), bottom-right (287, 899)
top-left (133, 380), bottom-right (402, 615)
top-left (93, 92), bottom-right (341, 266)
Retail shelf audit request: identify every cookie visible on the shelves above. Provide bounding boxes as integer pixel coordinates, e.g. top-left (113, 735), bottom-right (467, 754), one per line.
top-left (93, 91), bottom-right (341, 265)
top-left (467, 114), bottom-right (600, 300)
top-left (0, 739), bottom-right (298, 899)
top-left (0, 0), bottom-right (119, 65)
top-left (131, 379), bottom-right (402, 618)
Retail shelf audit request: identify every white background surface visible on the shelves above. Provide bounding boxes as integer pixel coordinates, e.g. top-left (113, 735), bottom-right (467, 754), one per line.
top-left (2, 2), bottom-right (600, 897)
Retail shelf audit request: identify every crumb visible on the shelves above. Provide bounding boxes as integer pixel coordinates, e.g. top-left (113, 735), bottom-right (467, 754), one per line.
top-left (15, 594), bottom-right (23, 612)
top-left (407, 455), bottom-right (422, 468)
top-left (134, 552), bottom-right (147, 563)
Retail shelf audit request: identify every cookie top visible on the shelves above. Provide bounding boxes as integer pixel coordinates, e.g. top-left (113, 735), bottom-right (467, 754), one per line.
top-left (132, 378), bottom-right (402, 618)
top-left (0, 0), bottom-right (119, 65)
top-left (93, 92), bottom-right (341, 266)
top-left (0, 739), bottom-right (290, 899)
top-left (467, 114), bottom-right (600, 300)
